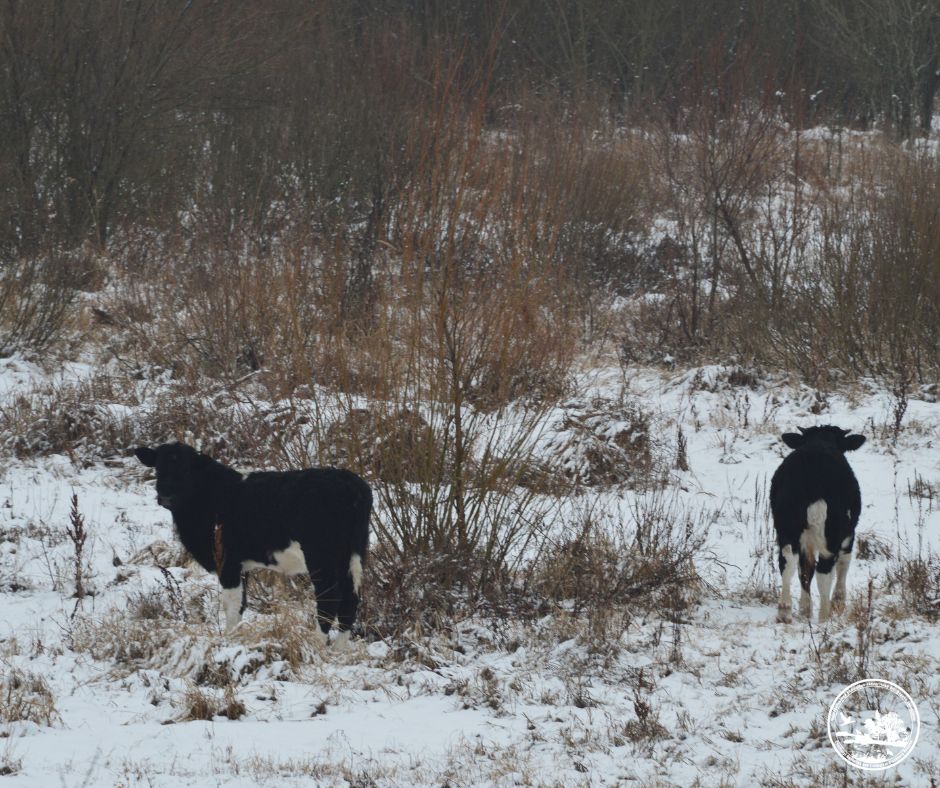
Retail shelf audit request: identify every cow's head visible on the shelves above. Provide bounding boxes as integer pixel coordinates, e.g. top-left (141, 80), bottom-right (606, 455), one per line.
top-left (134, 442), bottom-right (208, 510)
top-left (780, 425), bottom-right (866, 453)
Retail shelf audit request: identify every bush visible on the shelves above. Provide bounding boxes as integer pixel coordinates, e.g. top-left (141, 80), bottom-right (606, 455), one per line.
top-left (528, 491), bottom-right (708, 617)
top-left (0, 254), bottom-right (81, 356)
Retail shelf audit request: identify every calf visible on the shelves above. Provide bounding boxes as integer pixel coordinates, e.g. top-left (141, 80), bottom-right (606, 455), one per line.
top-left (770, 426), bottom-right (865, 623)
top-left (134, 442), bottom-right (371, 646)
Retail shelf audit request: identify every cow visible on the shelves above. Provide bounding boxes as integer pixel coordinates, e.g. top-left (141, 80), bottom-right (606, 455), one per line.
top-left (134, 442), bottom-right (371, 647)
top-left (770, 426), bottom-right (865, 623)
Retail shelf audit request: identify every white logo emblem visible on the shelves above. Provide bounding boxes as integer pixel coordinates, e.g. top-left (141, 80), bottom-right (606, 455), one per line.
top-left (828, 679), bottom-right (920, 770)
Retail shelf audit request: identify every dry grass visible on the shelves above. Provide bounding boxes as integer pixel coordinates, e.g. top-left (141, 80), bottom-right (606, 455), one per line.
top-left (69, 575), bottom-right (326, 682)
top-left (0, 663), bottom-right (59, 727)
top-left (887, 552), bottom-right (940, 622)
top-left (0, 738), bottom-right (21, 777)
top-left (539, 397), bottom-right (659, 488)
top-left (0, 375), bottom-right (139, 462)
top-left (527, 491), bottom-right (708, 627)
top-left (176, 683), bottom-right (246, 722)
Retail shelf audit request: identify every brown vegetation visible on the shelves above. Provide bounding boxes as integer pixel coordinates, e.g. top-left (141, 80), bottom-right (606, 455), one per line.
top-left (0, 664), bottom-right (59, 727)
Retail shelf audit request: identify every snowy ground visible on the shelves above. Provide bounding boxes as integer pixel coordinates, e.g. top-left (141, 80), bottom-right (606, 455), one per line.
top-left (1, 357), bottom-right (938, 786)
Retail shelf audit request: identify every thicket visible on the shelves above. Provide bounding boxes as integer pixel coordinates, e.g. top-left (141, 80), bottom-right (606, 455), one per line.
top-left (0, 0), bottom-right (937, 372)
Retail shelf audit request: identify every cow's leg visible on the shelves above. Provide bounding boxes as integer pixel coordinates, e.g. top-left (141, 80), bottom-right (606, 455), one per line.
top-left (334, 582), bottom-right (356, 649)
top-left (816, 554), bottom-right (837, 622)
top-left (303, 551), bottom-right (337, 646)
top-left (832, 554), bottom-right (851, 610)
top-left (334, 569), bottom-right (361, 650)
top-left (219, 559), bottom-right (244, 634)
top-left (798, 546), bottom-right (815, 619)
top-left (777, 544), bottom-right (798, 623)
top-left (832, 547), bottom-right (852, 614)
top-left (312, 571), bottom-right (340, 640)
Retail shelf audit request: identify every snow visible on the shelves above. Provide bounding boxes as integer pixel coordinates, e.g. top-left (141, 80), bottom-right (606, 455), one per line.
top-left (0, 356), bottom-right (938, 785)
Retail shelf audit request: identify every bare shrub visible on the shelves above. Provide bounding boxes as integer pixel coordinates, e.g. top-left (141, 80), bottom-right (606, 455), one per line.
top-left (808, 580), bottom-right (877, 688)
top-left (0, 1), bottom-right (296, 247)
top-left (70, 609), bottom-right (201, 672)
top-left (539, 398), bottom-right (658, 488)
top-left (528, 492), bottom-right (708, 618)
top-left (849, 579), bottom-right (875, 680)
top-left (507, 96), bottom-right (661, 293)
top-left (531, 527), bottom-right (621, 610)
top-left (624, 97), bottom-right (940, 387)
top-left (324, 408), bottom-right (436, 485)
top-left (765, 143), bottom-right (940, 384)
top-left (109, 231), bottom-right (326, 394)
top-left (675, 425), bottom-right (689, 472)
top-left (854, 531), bottom-right (893, 562)
top-left (236, 570), bottom-right (308, 617)
top-left (360, 541), bottom-right (500, 642)
top-left (639, 53), bottom-right (800, 363)
top-left (179, 686), bottom-right (216, 722)
top-left (366, 400), bottom-right (563, 594)
top-left (0, 254), bottom-right (81, 356)
top-left (255, 88), bottom-right (584, 597)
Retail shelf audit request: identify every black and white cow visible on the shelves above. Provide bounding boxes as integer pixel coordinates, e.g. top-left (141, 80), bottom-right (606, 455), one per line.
top-left (770, 426), bottom-right (866, 623)
top-left (135, 442), bottom-right (371, 646)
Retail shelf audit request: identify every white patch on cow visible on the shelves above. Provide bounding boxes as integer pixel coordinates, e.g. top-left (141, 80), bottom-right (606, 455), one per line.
top-left (841, 536), bottom-right (852, 550)
top-left (778, 545), bottom-right (797, 620)
top-left (333, 630), bottom-right (351, 650)
top-left (349, 553), bottom-right (363, 595)
top-left (816, 570), bottom-right (834, 621)
top-left (846, 509), bottom-right (852, 521)
top-left (243, 540), bottom-right (309, 576)
top-left (222, 585), bottom-right (242, 633)
top-left (801, 500), bottom-right (833, 558)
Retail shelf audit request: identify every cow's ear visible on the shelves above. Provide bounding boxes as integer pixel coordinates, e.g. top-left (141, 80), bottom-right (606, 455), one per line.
top-left (842, 434), bottom-right (866, 451)
top-left (781, 433), bottom-right (803, 449)
top-left (135, 447), bottom-right (157, 467)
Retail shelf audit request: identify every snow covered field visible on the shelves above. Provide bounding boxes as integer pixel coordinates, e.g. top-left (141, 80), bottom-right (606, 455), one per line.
top-left (0, 356), bottom-right (938, 786)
